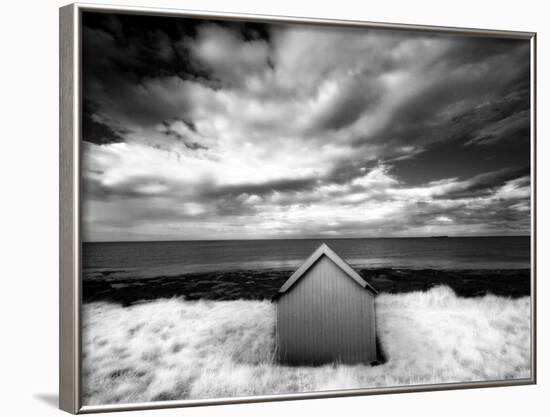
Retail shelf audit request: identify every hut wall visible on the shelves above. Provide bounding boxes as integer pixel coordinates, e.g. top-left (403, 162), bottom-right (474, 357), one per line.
top-left (276, 255), bottom-right (377, 365)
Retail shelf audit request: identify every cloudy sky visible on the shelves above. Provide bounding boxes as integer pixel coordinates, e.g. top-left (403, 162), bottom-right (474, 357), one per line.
top-left (81, 12), bottom-right (532, 242)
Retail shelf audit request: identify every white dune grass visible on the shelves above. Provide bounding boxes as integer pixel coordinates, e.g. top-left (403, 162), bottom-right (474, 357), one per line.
top-left (82, 286), bottom-right (531, 405)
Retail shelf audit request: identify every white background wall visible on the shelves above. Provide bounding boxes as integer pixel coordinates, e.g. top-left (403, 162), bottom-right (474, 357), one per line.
top-left (1, 0), bottom-right (547, 415)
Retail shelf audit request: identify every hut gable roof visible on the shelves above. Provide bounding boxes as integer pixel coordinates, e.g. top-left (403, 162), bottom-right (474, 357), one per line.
top-left (277, 243), bottom-right (378, 296)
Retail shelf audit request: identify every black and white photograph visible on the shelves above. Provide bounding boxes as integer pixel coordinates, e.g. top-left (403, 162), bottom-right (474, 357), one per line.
top-left (80, 9), bottom-right (533, 406)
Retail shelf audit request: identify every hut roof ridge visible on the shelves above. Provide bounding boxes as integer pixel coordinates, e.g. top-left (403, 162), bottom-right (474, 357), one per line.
top-left (277, 243), bottom-right (378, 296)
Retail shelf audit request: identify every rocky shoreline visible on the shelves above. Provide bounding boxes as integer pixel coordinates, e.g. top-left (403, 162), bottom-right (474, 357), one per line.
top-left (83, 268), bottom-right (531, 306)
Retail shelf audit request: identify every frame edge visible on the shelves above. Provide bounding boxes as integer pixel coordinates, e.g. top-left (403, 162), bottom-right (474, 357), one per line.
top-left (74, 2), bottom-right (535, 39)
top-left (531, 32), bottom-right (537, 385)
top-left (60, 3), bottom-right (80, 414)
top-left (64, 3), bottom-right (537, 413)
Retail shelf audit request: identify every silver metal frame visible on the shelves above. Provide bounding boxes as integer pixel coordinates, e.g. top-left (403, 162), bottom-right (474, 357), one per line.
top-left (59, 2), bottom-right (537, 414)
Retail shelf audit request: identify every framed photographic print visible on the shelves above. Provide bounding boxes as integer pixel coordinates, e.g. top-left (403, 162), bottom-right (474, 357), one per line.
top-left (59, 2), bottom-right (537, 414)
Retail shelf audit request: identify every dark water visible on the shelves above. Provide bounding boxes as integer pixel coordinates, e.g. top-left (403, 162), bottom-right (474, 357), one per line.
top-left (83, 236), bottom-right (530, 280)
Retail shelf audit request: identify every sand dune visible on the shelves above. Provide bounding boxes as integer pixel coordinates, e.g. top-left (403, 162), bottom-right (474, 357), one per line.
top-left (82, 286), bottom-right (531, 405)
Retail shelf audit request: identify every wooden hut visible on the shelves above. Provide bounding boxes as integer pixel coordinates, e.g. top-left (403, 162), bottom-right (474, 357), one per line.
top-left (275, 243), bottom-right (378, 365)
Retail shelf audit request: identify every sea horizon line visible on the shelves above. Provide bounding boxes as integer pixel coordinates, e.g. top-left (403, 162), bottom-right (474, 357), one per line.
top-left (82, 234), bottom-right (531, 244)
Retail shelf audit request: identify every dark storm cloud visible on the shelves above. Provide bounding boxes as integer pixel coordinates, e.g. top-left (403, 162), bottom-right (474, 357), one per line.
top-left (83, 12), bottom-right (214, 81)
top-left (82, 100), bottom-right (125, 145)
top-left (465, 109), bottom-right (530, 146)
top-left (81, 11), bottom-right (532, 241)
top-left (82, 24), bottom-right (195, 131)
top-left (435, 167), bottom-right (530, 199)
top-left (158, 120), bottom-right (208, 150)
top-left (82, 13), bottom-right (274, 140)
top-left (362, 38), bottom-right (530, 149)
top-left (311, 76), bottom-right (383, 132)
top-left (203, 177), bottom-right (319, 199)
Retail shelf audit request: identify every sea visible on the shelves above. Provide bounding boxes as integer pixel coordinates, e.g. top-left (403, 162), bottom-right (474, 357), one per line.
top-left (83, 236), bottom-right (531, 281)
